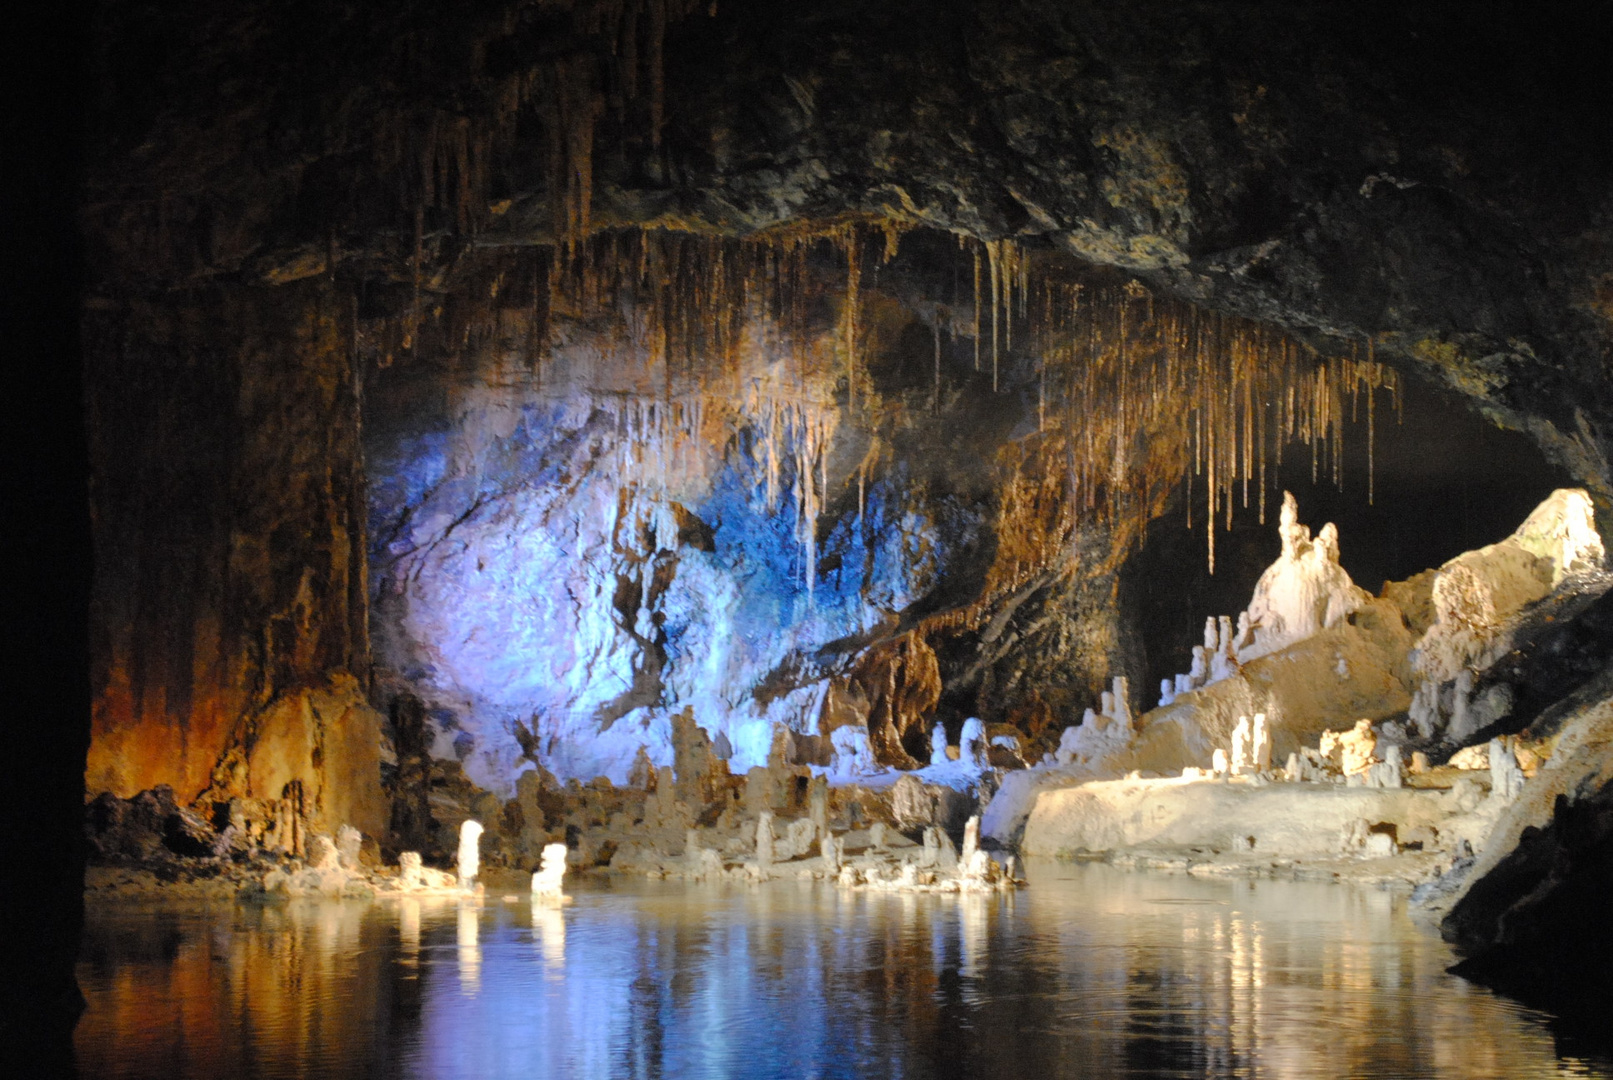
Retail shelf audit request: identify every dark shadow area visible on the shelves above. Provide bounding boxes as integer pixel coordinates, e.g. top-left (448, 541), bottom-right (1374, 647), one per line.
top-left (1, 0), bottom-right (92, 1074)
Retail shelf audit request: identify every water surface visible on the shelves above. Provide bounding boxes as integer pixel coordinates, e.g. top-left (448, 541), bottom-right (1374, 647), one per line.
top-left (75, 862), bottom-right (1611, 1079)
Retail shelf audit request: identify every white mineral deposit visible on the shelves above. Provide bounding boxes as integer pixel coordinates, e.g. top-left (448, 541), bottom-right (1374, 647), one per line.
top-left (457, 820), bottom-right (484, 889)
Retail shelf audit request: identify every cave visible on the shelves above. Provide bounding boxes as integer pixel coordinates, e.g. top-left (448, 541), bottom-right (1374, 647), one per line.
top-left (13, 0), bottom-right (1613, 1075)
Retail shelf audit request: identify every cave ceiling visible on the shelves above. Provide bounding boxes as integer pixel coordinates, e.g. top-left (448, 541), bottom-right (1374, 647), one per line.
top-left (84, 0), bottom-right (1613, 497)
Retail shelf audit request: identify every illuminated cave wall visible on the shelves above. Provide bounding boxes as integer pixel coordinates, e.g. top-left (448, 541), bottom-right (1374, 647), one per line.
top-left (364, 233), bottom-right (1074, 792)
top-left (361, 229), bottom-right (1401, 793)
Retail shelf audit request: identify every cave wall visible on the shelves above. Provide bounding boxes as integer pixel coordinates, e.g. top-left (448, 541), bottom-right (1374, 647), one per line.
top-left (360, 237), bottom-right (1140, 792)
top-left (83, 283), bottom-right (383, 836)
top-left (79, 0), bottom-right (1613, 824)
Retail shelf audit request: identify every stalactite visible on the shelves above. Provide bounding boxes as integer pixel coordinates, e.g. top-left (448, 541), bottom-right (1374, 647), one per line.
top-left (394, 218), bottom-right (1400, 607)
top-left (972, 244), bottom-right (982, 372)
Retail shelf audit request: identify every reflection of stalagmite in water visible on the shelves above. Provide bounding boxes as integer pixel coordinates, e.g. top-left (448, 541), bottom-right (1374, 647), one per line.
top-left (457, 904), bottom-right (481, 993)
top-left (958, 892), bottom-right (988, 980)
top-left (399, 897), bottom-right (421, 971)
top-left (531, 904), bottom-right (566, 974)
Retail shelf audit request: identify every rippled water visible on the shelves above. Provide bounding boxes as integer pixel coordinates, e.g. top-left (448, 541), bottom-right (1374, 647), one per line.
top-left (75, 862), bottom-right (1611, 1079)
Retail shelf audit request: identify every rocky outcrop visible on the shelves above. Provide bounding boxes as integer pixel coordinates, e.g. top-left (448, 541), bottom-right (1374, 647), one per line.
top-left (989, 489), bottom-right (1610, 847)
top-left (1440, 696), bottom-right (1613, 1026)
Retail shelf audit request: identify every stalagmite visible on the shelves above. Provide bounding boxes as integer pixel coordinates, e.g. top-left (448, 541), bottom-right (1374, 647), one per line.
top-left (1490, 738), bottom-right (1524, 802)
top-left (930, 723), bottom-right (950, 765)
top-left (960, 814), bottom-right (980, 867)
top-left (399, 851), bottom-right (424, 890)
top-left (958, 717), bottom-right (989, 770)
top-left (1250, 713), bottom-right (1272, 773)
top-left (457, 820), bottom-right (484, 889)
top-left (755, 810), bottom-right (775, 866)
top-left (531, 842), bottom-right (568, 903)
top-left (821, 834), bottom-right (844, 874)
top-left (1230, 716), bottom-right (1252, 775)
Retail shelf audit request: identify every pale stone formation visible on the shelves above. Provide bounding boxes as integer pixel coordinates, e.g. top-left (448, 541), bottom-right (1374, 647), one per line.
top-left (1448, 669), bottom-right (1477, 743)
top-left (1209, 616), bottom-right (1239, 682)
top-left (869, 822), bottom-right (887, 850)
top-left (958, 717), bottom-right (989, 770)
top-left (1230, 716), bottom-right (1252, 774)
top-left (1364, 830), bottom-right (1397, 857)
top-left (776, 818), bottom-right (818, 860)
top-left (1250, 713), bottom-right (1272, 773)
top-left (930, 723), bottom-right (950, 765)
top-left (829, 724), bottom-right (877, 778)
top-left (989, 733), bottom-right (1022, 756)
top-left (755, 810), bottom-right (775, 866)
top-left (1409, 679), bottom-right (1440, 740)
top-left (457, 819), bottom-right (484, 887)
top-left (1241, 494), bottom-right (1370, 663)
top-left (336, 824), bottom-right (364, 871)
top-left (1449, 744), bottom-right (1491, 770)
top-left (1162, 493), bottom-right (1372, 699)
top-left (399, 851), bottom-right (424, 890)
top-left (1188, 646), bottom-right (1209, 685)
top-left (1320, 720), bottom-right (1377, 778)
top-left (1054, 677), bottom-right (1138, 769)
top-left (960, 847), bottom-right (994, 883)
top-left (1109, 677), bottom-right (1133, 729)
top-left (1055, 725), bottom-right (1082, 766)
top-left (1211, 748), bottom-right (1229, 776)
top-left (531, 842), bottom-right (568, 902)
top-left (308, 833), bottom-right (341, 872)
top-left (1412, 490), bottom-right (1605, 718)
top-left (809, 775), bottom-right (829, 838)
top-left (1159, 678), bottom-right (1176, 708)
top-left (1365, 744), bottom-right (1404, 789)
top-left (1490, 738), bottom-right (1524, 802)
top-left (684, 830), bottom-right (722, 877)
top-left (960, 815), bottom-right (981, 867)
top-left (821, 835), bottom-right (844, 874)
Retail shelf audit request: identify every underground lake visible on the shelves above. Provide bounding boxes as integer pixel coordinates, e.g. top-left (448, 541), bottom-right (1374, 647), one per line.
top-left (13, 2), bottom-right (1613, 1076)
top-left (75, 865), bottom-right (1613, 1080)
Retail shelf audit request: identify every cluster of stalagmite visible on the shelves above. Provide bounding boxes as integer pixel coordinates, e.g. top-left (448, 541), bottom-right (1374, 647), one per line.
top-left (989, 486), bottom-right (1606, 868)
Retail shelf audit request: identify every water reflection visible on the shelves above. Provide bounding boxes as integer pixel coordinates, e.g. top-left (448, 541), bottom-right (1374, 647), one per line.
top-left (456, 903), bottom-right (481, 995)
top-left (75, 866), bottom-right (1612, 1079)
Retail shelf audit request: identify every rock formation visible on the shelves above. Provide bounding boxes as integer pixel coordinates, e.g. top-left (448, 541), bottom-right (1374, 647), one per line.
top-left (457, 820), bottom-right (484, 889)
top-left (531, 843), bottom-right (569, 904)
